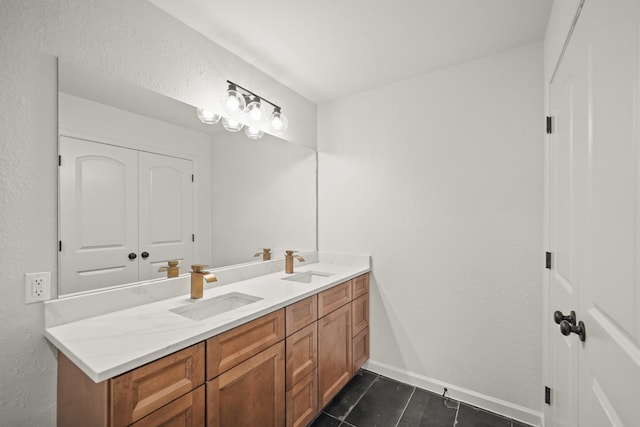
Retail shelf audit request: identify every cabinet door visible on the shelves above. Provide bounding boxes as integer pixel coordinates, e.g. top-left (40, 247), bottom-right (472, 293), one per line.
top-left (207, 342), bottom-right (285, 427)
top-left (111, 343), bottom-right (205, 427)
top-left (318, 303), bottom-right (352, 407)
top-left (286, 322), bottom-right (317, 390)
top-left (351, 294), bottom-right (369, 337)
top-left (285, 295), bottom-right (317, 336)
top-left (130, 385), bottom-right (205, 427)
top-left (353, 328), bottom-right (369, 373)
top-left (286, 369), bottom-right (318, 427)
top-left (318, 281), bottom-right (351, 318)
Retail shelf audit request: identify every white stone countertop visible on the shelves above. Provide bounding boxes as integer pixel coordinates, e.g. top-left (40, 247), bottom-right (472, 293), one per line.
top-left (44, 255), bottom-right (369, 383)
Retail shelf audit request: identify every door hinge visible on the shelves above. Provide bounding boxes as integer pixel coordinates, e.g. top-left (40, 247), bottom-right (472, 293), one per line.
top-left (545, 252), bottom-right (552, 269)
top-left (192, 174), bottom-right (194, 183)
top-left (58, 241), bottom-right (62, 252)
top-left (58, 155), bottom-right (61, 166)
top-left (546, 116), bottom-right (553, 134)
top-left (192, 234), bottom-right (195, 242)
top-left (545, 386), bottom-right (551, 405)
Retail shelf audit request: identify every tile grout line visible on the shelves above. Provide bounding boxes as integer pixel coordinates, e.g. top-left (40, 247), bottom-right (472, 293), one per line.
top-left (393, 386), bottom-right (416, 427)
top-left (336, 372), bottom-right (381, 423)
top-left (453, 400), bottom-right (460, 427)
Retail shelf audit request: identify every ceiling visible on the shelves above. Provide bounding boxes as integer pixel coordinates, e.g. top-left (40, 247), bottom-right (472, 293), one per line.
top-left (149, 0), bottom-right (552, 104)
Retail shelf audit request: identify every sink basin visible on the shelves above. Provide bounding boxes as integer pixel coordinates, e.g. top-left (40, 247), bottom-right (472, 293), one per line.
top-left (170, 292), bottom-right (263, 321)
top-left (281, 271), bottom-right (335, 284)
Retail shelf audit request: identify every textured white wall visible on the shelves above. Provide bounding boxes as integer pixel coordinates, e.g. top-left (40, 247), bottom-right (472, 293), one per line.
top-left (318, 43), bottom-right (544, 412)
top-left (0, 1), bottom-right (315, 424)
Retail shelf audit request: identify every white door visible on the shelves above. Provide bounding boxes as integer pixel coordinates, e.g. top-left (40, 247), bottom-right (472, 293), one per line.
top-left (578, 0), bottom-right (640, 425)
top-left (547, 1), bottom-right (640, 426)
top-left (138, 151), bottom-right (193, 279)
top-left (59, 137), bottom-right (139, 294)
top-left (547, 17), bottom-right (585, 425)
top-left (60, 138), bottom-right (194, 293)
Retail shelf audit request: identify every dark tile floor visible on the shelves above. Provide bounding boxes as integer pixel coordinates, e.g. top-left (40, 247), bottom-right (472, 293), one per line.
top-left (310, 370), bottom-right (533, 427)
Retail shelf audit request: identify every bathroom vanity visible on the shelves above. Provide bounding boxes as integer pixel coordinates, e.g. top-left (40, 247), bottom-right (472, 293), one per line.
top-left (46, 255), bottom-right (369, 427)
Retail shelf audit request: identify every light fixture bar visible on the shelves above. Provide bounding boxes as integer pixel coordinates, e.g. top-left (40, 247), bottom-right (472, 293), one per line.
top-left (227, 80), bottom-right (281, 111)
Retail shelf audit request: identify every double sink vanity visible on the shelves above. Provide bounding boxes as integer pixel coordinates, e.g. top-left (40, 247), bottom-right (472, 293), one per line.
top-left (45, 252), bottom-right (370, 427)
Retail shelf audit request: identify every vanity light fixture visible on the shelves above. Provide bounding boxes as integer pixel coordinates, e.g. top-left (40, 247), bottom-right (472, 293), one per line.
top-left (268, 106), bottom-right (288, 134)
top-left (195, 80), bottom-right (289, 140)
top-left (245, 125), bottom-right (264, 140)
top-left (246, 96), bottom-right (266, 125)
top-left (196, 108), bottom-right (221, 124)
top-left (222, 83), bottom-right (246, 115)
top-left (222, 116), bottom-right (244, 132)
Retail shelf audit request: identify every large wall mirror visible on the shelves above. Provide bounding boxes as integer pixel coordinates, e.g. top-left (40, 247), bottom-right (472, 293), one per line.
top-left (57, 59), bottom-right (316, 296)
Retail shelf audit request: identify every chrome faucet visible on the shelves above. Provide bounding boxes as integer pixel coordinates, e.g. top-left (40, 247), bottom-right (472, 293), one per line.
top-left (190, 264), bottom-right (217, 299)
top-left (158, 260), bottom-right (180, 278)
top-left (254, 248), bottom-right (272, 261)
top-left (284, 250), bottom-right (305, 274)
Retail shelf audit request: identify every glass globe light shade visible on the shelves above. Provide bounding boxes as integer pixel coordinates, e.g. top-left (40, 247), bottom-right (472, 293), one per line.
top-left (222, 86), bottom-right (246, 115)
top-left (246, 98), bottom-right (266, 125)
top-left (268, 108), bottom-right (288, 134)
top-left (244, 126), bottom-right (264, 140)
top-left (196, 108), bottom-right (221, 124)
top-left (222, 116), bottom-right (244, 132)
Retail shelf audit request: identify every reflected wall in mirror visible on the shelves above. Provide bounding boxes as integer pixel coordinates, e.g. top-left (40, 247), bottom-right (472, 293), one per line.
top-left (57, 59), bottom-right (316, 296)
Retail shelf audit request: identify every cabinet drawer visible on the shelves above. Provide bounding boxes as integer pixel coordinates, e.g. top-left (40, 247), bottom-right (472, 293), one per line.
top-left (286, 295), bottom-right (317, 336)
top-left (286, 322), bottom-right (317, 390)
top-left (286, 369), bottom-right (318, 427)
top-left (130, 385), bottom-right (205, 427)
top-left (110, 343), bottom-right (205, 427)
top-left (207, 342), bottom-right (285, 427)
top-left (318, 281), bottom-right (352, 318)
top-left (351, 293), bottom-right (369, 337)
top-left (352, 273), bottom-right (369, 299)
top-left (353, 327), bottom-right (369, 374)
top-left (206, 309), bottom-right (285, 380)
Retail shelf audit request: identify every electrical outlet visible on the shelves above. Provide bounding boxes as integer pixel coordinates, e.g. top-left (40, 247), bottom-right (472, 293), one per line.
top-left (24, 272), bottom-right (51, 304)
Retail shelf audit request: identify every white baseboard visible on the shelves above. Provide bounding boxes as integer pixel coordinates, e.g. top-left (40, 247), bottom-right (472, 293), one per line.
top-left (364, 359), bottom-right (543, 427)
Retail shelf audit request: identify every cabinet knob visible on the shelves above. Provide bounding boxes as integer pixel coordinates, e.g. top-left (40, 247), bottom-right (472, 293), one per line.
top-left (128, 252), bottom-right (137, 260)
top-left (141, 251), bottom-right (150, 259)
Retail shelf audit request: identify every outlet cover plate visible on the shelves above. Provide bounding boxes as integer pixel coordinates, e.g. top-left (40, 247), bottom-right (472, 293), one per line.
top-left (25, 271), bottom-right (51, 304)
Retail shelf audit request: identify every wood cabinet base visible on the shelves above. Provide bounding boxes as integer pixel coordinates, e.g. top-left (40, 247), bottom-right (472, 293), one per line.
top-left (207, 342), bottom-right (285, 427)
top-left (286, 369), bottom-right (318, 427)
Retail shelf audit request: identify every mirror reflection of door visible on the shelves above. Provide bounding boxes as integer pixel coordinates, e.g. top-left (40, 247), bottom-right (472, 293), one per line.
top-left (59, 136), bottom-right (193, 294)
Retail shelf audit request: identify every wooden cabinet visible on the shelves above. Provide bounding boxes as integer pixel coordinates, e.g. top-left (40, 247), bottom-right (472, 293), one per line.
top-left (286, 369), bottom-right (318, 427)
top-left (353, 328), bottom-right (369, 373)
top-left (58, 343), bottom-right (205, 427)
top-left (351, 294), bottom-right (369, 337)
top-left (285, 295), bottom-right (318, 426)
top-left (130, 385), bottom-right (205, 427)
top-left (57, 274), bottom-right (370, 427)
top-left (207, 342), bottom-right (285, 427)
top-left (206, 310), bottom-right (284, 380)
top-left (318, 303), bottom-right (352, 407)
top-left (285, 295), bottom-right (317, 336)
top-left (318, 281), bottom-right (351, 317)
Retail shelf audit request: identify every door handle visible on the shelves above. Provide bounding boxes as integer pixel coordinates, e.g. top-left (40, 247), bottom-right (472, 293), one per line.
top-left (141, 251), bottom-right (150, 259)
top-left (554, 310), bottom-right (576, 326)
top-left (560, 320), bottom-right (586, 342)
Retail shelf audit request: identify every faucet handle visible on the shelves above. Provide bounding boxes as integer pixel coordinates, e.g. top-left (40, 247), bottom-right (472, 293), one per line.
top-left (254, 248), bottom-right (271, 257)
top-left (191, 264), bottom-right (209, 273)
